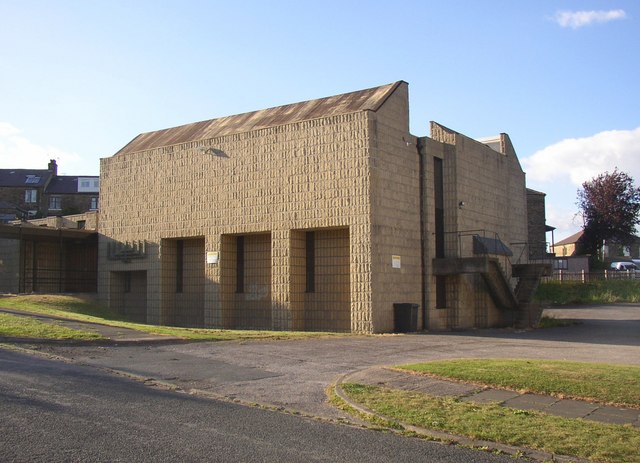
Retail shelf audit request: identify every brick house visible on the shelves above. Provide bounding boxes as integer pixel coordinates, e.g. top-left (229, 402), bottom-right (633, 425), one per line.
top-left (0, 160), bottom-right (56, 221)
top-left (98, 81), bottom-right (549, 333)
top-left (45, 176), bottom-right (99, 216)
top-left (0, 160), bottom-right (99, 221)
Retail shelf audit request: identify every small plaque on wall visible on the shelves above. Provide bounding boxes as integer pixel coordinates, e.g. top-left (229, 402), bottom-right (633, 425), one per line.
top-left (206, 251), bottom-right (219, 264)
top-left (392, 255), bottom-right (401, 269)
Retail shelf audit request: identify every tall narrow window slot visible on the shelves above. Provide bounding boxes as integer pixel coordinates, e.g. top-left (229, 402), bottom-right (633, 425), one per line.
top-left (305, 231), bottom-right (315, 293)
top-left (433, 157), bottom-right (445, 258)
top-left (434, 156), bottom-right (447, 309)
top-left (176, 240), bottom-right (184, 293)
top-left (124, 271), bottom-right (132, 293)
top-left (236, 236), bottom-right (244, 293)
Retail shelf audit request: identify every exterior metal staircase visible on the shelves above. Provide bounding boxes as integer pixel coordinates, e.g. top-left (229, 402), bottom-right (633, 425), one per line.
top-left (433, 256), bottom-right (552, 328)
top-left (512, 263), bottom-right (553, 327)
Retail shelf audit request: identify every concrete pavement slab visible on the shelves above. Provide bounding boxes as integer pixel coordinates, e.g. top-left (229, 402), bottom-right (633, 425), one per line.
top-left (502, 393), bottom-right (558, 410)
top-left (585, 405), bottom-right (640, 426)
top-left (546, 399), bottom-right (599, 418)
top-left (461, 389), bottom-right (520, 404)
top-left (346, 367), bottom-right (478, 397)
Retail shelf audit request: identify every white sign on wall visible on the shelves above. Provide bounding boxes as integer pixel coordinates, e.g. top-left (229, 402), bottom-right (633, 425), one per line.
top-left (392, 255), bottom-right (401, 269)
top-left (206, 251), bottom-right (219, 264)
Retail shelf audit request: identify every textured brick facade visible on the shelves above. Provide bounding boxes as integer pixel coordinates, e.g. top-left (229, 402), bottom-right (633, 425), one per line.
top-left (527, 189), bottom-right (548, 260)
top-left (425, 124), bottom-right (529, 330)
top-left (98, 81), bottom-right (535, 333)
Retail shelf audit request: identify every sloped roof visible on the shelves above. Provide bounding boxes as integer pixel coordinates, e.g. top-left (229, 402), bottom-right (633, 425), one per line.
top-left (554, 230), bottom-right (584, 246)
top-left (0, 169), bottom-right (52, 187)
top-left (45, 176), bottom-right (98, 194)
top-left (115, 81), bottom-right (404, 156)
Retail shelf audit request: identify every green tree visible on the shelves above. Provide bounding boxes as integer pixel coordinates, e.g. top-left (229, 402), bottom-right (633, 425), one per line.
top-left (577, 169), bottom-right (640, 257)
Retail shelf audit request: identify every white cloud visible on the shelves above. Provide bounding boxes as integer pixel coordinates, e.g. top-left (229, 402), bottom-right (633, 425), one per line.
top-left (0, 122), bottom-right (82, 171)
top-left (523, 127), bottom-right (640, 188)
top-left (553, 9), bottom-right (627, 29)
top-left (523, 127), bottom-right (640, 239)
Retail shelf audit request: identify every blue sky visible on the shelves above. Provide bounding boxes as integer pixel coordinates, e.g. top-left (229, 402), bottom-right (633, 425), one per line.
top-left (1, 1), bottom-right (638, 241)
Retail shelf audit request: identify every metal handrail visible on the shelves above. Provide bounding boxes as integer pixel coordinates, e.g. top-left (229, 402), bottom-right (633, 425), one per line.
top-left (442, 229), bottom-right (536, 286)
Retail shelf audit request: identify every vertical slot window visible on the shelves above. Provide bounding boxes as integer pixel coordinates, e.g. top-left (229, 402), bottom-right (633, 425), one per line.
top-left (176, 240), bottom-right (184, 293)
top-left (236, 236), bottom-right (244, 293)
top-left (434, 157), bottom-right (445, 258)
top-left (305, 231), bottom-right (315, 293)
top-left (124, 272), bottom-right (132, 293)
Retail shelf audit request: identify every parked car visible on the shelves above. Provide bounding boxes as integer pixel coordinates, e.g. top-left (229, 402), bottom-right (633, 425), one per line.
top-left (610, 261), bottom-right (639, 271)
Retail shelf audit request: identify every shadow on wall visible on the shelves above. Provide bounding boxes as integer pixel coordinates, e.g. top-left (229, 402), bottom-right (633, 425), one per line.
top-left (105, 228), bottom-right (352, 332)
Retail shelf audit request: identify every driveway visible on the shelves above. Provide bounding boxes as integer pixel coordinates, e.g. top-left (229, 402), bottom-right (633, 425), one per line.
top-left (12, 304), bottom-right (640, 420)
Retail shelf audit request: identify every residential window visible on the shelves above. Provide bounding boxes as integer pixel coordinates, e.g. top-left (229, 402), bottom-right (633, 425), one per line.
top-left (90, 197), bottom-right (99, 210)
top-left (49, 196), bottom-right (62, 210)
top-left (554, 259), bottom-right (569, 270)
top-left (306, 231), bottom-right (315, 293)
top-left (25, 189), bottom-right (37, 203)
top-left (80, 180), bottom-right (91, 188)
top-left (25, 175), bottom-right (40, 184)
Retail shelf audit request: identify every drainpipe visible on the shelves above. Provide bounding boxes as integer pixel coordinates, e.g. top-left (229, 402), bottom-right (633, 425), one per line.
top-left (417, 137), bottom-right (428, 331)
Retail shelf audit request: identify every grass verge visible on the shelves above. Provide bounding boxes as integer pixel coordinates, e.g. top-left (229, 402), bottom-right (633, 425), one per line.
top-left (340, 383), bottom-right (640, 463)
top-left (398, 359), bottom-right (640, 408)
top-left (0, 312), bottom-right (103, 340)
top-left (535, 279), bottom-right (640, 305)
top-left (0, 294), bottom-right (347, 342)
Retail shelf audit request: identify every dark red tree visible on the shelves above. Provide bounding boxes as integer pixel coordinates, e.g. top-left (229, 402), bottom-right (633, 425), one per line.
top-left (577, 169), bottom-right (640, 257)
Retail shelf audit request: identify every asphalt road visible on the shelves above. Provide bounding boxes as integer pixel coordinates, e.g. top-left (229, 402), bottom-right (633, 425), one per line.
top-left (24, 304), bottom-right (640, 420)
top-left (0, 349), bottom-right (513, 463)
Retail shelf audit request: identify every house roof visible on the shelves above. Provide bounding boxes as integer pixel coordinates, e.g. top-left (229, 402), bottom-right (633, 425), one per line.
top-left (554, 230), bottom-right (584, 247)
top-left (115, 81), bottom-right (404, 156)
top-left (46, 176), bottom-right (98, 194)
top-left (0, 169), bottom-right (53, 187)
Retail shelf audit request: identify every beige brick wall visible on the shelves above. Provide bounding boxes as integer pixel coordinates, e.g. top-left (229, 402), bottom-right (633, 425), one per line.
top-left (427, 123), bottom-right (529, 330)
top-left (368, 83), bottom-right (422, 332)
top-left (99, 108), bottom-right (376, 332)
top-left (25, 211), bottom-right (98, 230)
top-left (98, 82), bottom-right (532, 333)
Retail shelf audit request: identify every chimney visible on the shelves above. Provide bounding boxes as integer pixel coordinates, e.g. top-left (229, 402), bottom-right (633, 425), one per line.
top-left (48, 159), bottom-right (58, 176)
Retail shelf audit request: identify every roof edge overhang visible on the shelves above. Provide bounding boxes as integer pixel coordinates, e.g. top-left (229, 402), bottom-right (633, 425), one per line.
top-left (0, 223), bottom-right (97, 240)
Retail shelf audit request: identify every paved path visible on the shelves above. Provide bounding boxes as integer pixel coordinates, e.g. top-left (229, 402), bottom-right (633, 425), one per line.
top-left (344, 366), bottom-right (640, 427)
top-left (2, 304), bottom-right (640, 425)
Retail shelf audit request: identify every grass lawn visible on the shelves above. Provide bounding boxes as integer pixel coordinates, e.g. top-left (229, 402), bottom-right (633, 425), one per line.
top-left (339, 383), bottom-right (640, 463)
top-left (398, 359), bottom-right (640, 408)
top-left (535, 279), bottom-right (640, 305)
top-left (337, 359), bottom-right (640, 462)
top-left (0, 312), bottom-right (103, 340)
top-left (0, 294), bottom-right (347, 342)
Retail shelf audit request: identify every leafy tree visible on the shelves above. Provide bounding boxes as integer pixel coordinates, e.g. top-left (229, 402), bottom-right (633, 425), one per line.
top-left (577, 169), bottom-right (640, 257)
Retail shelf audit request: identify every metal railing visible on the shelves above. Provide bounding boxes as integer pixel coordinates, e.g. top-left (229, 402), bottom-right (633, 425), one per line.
top-left (543, 270), bottom-right (640, 283)
top-left (21, 268), bottom-right (97, 293)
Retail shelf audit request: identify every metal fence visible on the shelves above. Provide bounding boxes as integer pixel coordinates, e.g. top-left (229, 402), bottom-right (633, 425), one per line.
top-left (21, 267), bottom-right (98, 293)
top-left (542, 270), bottom-right (639, 283)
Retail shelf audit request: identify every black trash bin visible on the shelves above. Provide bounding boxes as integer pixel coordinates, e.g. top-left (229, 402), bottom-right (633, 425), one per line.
top-left (393, 303), bottom-right (419, 333)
